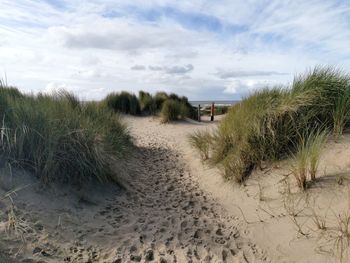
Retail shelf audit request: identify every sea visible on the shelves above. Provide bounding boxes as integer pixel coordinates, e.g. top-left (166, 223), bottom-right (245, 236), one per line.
top-left (189, 100), bottom-right (240, 106)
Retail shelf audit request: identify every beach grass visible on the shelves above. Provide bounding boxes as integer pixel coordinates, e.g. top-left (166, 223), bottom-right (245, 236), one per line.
top-left (307, 130), bottom-right (328, 181)
top-left (290, 136), bottom-right (309, 190)
top-left (0, 85), bottom-right (131, 185)
top-left (104, 90), bottom-right (196, 121)
top-left (154, 92), bottom-right (169, 111)
top-left (139, 90), bottom-right (156, 114)
top-left (157, 92), bottom-right (196, 122)
top-left (290, 129), bottom-right (328, 189)
top-left (104, 91), bottom-right (141, 115)
top-left (188, 130), bottom-right (212, 160)
top-left (333, 86), bottom-right (350, 137)
top-left (160, 99), bottom-right (188, 123)
top-left (191, 66), bottom-right (350, 185)
top-left (0, 84), bottom-right (195, 184)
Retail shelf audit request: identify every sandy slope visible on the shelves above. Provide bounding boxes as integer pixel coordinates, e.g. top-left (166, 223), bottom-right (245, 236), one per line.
top-left (2, 115), bottom-right (350, 263)
top-left (127, 116), bottom-right (350, 263)
top-left (0, 115), bottom-right (268, 263)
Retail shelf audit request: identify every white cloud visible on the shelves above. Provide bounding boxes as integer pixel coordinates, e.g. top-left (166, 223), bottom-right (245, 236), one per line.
top-left (72, 69), bottom-right (108, 79)
top-left (224, 79), bottom-right (275, 95)
top-left (131, 65), bottom-right (146, 70)
top-left (81, 56), bottom-right (101, 66)
top-left (148, 64), bottom-right (194, 74)
top-left (44, 82), bottom-right (68, 93)
top-left (216, 69), bottom-right (287, 79)
top-left (165, 64), bottom-right (194, 74)
top-left (0, 0), bottom-right (349, 100)
top-left (149, 66), bottom-right (163, 71)
top-left (49, 18), bottom-right (208, 53)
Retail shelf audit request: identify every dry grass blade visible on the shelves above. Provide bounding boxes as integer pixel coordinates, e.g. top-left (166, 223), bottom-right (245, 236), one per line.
top-left (307, 130), bottom-right (328, 181)
top-left (1, 185), bottom-right (34, 242)
top-left (188, 130), bottom-right (212, 160)
top-left (290, 139), bottom-right (308, 190)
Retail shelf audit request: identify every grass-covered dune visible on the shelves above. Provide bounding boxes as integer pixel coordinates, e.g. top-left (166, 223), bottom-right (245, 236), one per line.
top-left (105, 91), bottom-right (141, 115)
top-left (190, 66), bottom-right (350, 186)
top-left (0, 83), bottom-right (131, 185)
top-left (103, 90), bottom-right (196, 122)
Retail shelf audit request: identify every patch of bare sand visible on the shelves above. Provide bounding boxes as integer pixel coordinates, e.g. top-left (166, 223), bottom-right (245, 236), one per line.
top-left (0, 115), bottom-right (268, 263)
top-left (127, 116), bottom-right (350, 263)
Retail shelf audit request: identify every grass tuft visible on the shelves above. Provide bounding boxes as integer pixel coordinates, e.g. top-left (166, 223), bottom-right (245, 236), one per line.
top-left (188, 130), bottom-right (212, 160)
top-left (160, 99), bottom-right (188, 123)
top-left (104, 90), bottom-right (196, 121)
top-left (139, 90), bottom-right (156, 114)
top-left (290, 130), bottom-right (328, 189)
top-left (104, 91), bottom-right (141, 115)
top-left (290, 137), bottom-right (309, 190)
top-left (307, 130), bottom-right (328, 181)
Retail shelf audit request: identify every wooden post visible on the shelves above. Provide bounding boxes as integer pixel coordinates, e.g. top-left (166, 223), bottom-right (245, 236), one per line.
top-left (210, 102), bottom-right (214, 121)
top-left (197, 104), bottom-right (201, 122)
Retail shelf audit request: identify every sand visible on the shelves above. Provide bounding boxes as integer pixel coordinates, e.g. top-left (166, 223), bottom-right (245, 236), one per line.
top-left (126, 116), bottom-right (350, 263)
top-left (1, 115), bottom-right (350, 263)
top-left (0, 115), bottom-right (267, 263)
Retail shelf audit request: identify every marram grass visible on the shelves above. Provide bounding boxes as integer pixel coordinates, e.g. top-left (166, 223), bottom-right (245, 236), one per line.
top-left (160, 99), bottom-right (189, 123)
top-left (104, 90), bottom-right (196, 121)
top-left (190, 66), bottom-right (349, 185)
top-left (188, 130), bottom-right (212, 160)
top-left (104, 91), bottom-right (141, 115)
top-left (291, 130), bottom-right (328, 189)
top-left (0, 86), bottom-right (131, 185)
top-left (307, 130), bottom-right (328, 181)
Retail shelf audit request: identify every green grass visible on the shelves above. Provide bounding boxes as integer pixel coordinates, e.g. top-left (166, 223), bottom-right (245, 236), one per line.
top-left (0, 86), bottom-right (194, 186)
top-left (154, 92), bottom-right (169, 111)
top-left (215, 106), bottom-right (230, 115)
top-left (104, 90), bottom-right (196, 120)
top-left (307, 130), bottom-right (328, 181)
top-left (333, 86), bottom-right (350, 137)
top-left (190, 66), bottom-right (349, 185)
top-left (290, 136), bottom-right (309, 190)
top-left (154, 92), bottom-right (196, 120)
top-left (188, 130), bottom-right (212, 160)
top-left (104, 91), bottom-right (141, 115)
top-left (139, 90), bottom-right (156, 114)
top-left (160, 99), bottom-right (188, 123)
top-left (0, 86), bottom-right (131, 185)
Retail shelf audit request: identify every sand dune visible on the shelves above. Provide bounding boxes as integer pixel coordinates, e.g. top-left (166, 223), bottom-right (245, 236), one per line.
top-left (127, 116), bottom-right (350, 263)
top-left (0, 115), bottom-right (267, 263)
top-left (1, 115), bottom-right (350, 262)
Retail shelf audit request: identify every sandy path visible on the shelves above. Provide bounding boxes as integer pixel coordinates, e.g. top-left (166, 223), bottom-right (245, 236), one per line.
top-left (0, 115), bottom-right (269, 263)
top-left (119, 116), bottom-right (269, 263)
top-left (125, 116), bottom-right (350, 263)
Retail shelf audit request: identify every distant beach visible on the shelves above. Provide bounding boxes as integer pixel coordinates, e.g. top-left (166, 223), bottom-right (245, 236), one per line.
top-left (189, 100), bottom-right (240, 106)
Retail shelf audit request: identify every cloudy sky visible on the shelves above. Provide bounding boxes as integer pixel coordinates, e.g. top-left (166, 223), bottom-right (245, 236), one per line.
top-left (1, 0), bottom-right (350, 100)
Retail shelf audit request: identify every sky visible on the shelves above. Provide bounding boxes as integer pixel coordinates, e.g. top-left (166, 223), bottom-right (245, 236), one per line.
top-left (0, 0), bottom-right (350, 100)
